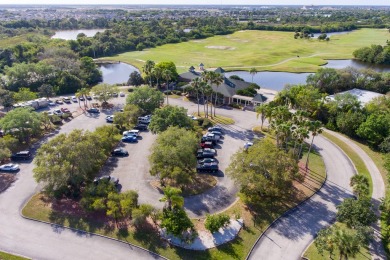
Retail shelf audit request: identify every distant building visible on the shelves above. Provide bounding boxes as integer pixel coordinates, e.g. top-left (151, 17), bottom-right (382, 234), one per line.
top-left (327, 88), bottom-right (384, 105)
top-left (179, 66), bottom-right (264, 107)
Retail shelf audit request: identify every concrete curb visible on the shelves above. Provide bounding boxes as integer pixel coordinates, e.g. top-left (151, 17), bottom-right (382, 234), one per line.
top-left (20, 201), bottom-right (168, 260)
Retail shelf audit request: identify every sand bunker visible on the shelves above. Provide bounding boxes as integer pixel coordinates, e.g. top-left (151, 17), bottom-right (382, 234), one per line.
top-left (205, 46), bottom-right (236, 50)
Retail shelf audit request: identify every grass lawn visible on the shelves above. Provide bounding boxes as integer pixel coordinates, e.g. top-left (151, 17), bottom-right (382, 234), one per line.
top-left (22, 147), bottom-right (325, 260)
top-left (321, 131), bottom-right (373, 196)
top-left (0, 251), bottom-right (29, 260)
top-left (195, 112), bottom-right (235, 125)
top-left (98, 29), bottom-right (389, 73)
top-left (303, 223), bottom-right (371, 260)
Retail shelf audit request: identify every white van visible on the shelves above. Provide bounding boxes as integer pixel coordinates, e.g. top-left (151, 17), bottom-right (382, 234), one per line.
top-left (123, 129), bottom-right (140, 137)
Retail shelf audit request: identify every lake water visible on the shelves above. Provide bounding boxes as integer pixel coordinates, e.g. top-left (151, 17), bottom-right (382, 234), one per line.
top-left (98, 59), bottom-right (390, 91)
top-left (99, 63), bottom-right (139, 85)
top-left (311, 31), bottom-right (353, 38)
top-left (51, 29), bottom-right (106, 40)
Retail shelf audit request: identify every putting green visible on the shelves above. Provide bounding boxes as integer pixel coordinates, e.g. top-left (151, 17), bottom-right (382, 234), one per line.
top-left (101, 28), bottom-right (389, 73)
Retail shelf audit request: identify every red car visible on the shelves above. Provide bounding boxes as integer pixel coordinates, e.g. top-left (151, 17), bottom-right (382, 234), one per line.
top-left (61, 108), bottom-right (71, 114)
top-left (200, 141), bottom-right (214, 149)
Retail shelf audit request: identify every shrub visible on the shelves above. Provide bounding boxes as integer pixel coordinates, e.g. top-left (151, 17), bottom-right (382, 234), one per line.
top-left (205, 213), bottom-right (230, 233)
top-left (202, 118), bottom-right (213, 128)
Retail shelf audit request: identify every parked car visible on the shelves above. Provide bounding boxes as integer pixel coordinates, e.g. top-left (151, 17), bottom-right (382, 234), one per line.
top-left (86, 108), bottom-right (100, 114)
top-left (11, 151), bottom-right (31, 161)
top-left (198, 158), bottom-right (218, 164)
top-left (209, 130), bottom-right (223, 136)
top-left (208, 126), bottom-right (224, 134)
top-left (201, 136), bottom-right (218, 145)
top-left (62, 97), bottom-right (71, 104)
top-left (112, 92), bottom-right (118, 97)
top-left (123, 129), bottom-right (140, 137)
top-left (71, 96), bottom-right (77, 102)
top-left (119, 92), bottom-right (125, 97)
top-left (200, 141), bottom-right (214, 149)
top-left (0, 163), bottom-right (20, 172)
top-left (106, 115), bottom-right (114, 123)
top-left (55, 99), bottom-right (63, 104)
top-left (79, 96), bottom-right (85, 101)
top-left (196, 162), bottom-right (219, 173)
top-left (133, 124), bottom-right (148, 131)
top-left (61, 108), bottom-right (71, 114)
top-left (204, 133), bottom-right (220, 141)
top-left (93, 176), bottom-right (119, 186)
top-left (111, 148), bottom-right (129, 157)
top-left (48, 101), bottom-right (56, 106)
top-left (122, 135), bottom-right (138, 143)
top-left (86, 96), bottom-right (92, 100)
top-left (138, 117), bottom-right (151, 124)
top-left (187, 114), bottom-right (198, 120)
top-left (53, 109), bottom-right (63, 116)
top-left (196, 148), bottom-right (217, 159)
top-left (0, 130), bottom-right (4, 137)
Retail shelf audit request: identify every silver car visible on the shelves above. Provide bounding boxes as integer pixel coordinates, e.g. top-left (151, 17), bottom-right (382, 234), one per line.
top-left (0, 163), bottom-right (20, 172)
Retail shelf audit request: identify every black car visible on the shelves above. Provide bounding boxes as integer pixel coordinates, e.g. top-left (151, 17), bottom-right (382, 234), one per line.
top-left (208, 126), bottom-right (224, 134)
top-left (133, 124), bottom-right (148, 131)
top-left (11, 151), bottom-right (31, 161)
top-left (197, 162), bottom-right (219, 173)
top-left (111, 148), bottom-right (129, 157)
top-left (87, 108), bottom-right (100, 114)
top-left (196, 148), bottom-right (217, 159)
top-left (201, 136), bottom-right (217, 145)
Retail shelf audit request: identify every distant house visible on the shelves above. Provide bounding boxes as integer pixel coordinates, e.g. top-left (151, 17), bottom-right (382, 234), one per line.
top-left (179, 66), bottom-right (264, 106)
top-left (327, 88), bottom-right (384, 106)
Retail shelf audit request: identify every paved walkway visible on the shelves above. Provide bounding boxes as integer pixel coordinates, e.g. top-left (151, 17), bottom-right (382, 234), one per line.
top-left (324, 130), bottom-right (386, 260)
top-left (161, 219), bottom-right (243, 250)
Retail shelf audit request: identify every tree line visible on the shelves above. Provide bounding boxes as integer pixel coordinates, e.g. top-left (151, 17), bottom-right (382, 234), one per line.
top-left (353, 42), bottom-right (390, 65)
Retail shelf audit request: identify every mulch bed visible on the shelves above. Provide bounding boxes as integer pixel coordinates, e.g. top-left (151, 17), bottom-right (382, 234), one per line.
top-left (0, 173), bottom-right (16, 193)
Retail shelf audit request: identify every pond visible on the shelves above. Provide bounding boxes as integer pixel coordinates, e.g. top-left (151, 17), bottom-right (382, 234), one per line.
top-left (98, 59), bottom-right (390, 91)
top-left (99, 63), bottom-right (139, 85)
top-left (51, 29), bottom-right (106, 40)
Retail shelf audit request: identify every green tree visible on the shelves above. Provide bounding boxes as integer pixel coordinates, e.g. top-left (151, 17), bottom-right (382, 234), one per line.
top-left (0, 107), bottom-right (42, 144)
top-left (189, 77), bottom-right (202, 116)
top-left (159, 186), bottom-right (184, 211)
top-left (75, 87), bottom-right (90, 108)
top-left (337, 198), bottom-right (377, 228)
top-left (126, 86), bottom-right (164, 114)
top-left (350, 175), bottom-right (369, 199)
top-left (127, 71), bottom-right (143, 86)
top-left (161, 207), bottom-right (195, 240)
top-left (305, 120), bottom-right (323, 170)
top-left (205, 213), bottom-right (230, 233)
top-left (142, 60), bottom-right (155, 87)
top-left (13, 87), bottom-right (38, 102)
top-left (33, 129), bottom-right (112, 197)
top-left (357, 113), bottom-right (390, 148)
top-left (38, 84), bottom-right (56, 99)
top-left (79, 56), bottom-right (102, 86)
top-left (0, 138), bottom-right (11, 162)
top-left (148, 105), bottom-right (193, 133)
top-left (155, 61), bottom-right (178, 82)
top-left (249, 67), bottom-right (257, 83)
top-left (162, 69), bottom-right (173, 105)
top-left (0, 88), bottom-right (14, 111)
top-left (91, 83), bottom-right (119, 104)
top-left (227, 137), bottom-right (299, 204)
top-left (132, 204), bottom-right (155, 227)
top-left (149, 127), bottom-right (198, 187)
top-left (152, 66), bottom-right (163, 88)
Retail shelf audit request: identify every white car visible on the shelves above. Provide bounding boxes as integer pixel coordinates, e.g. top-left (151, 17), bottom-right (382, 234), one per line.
top-left (106, 115), bottom-right (114, 123)
top-left (244, 142), bottom-right (254, 150)
top-left (123, 129), bottom-right (140, 137)
top-left (48, 101), bottom-right (56, 106)
top-left (0, 163), bottom-right (20, 172)
top-left (53, 109), bottom-right (63, 116)
top-left (71, 96), bottom-right (77, 102)
top-left (119, 92), bottom-right (125, 97)
top-left (187, 114), bottom-right (198, 120)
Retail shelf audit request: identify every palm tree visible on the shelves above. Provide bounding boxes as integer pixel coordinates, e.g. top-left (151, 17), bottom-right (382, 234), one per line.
top-left (143, 60), bottom-right (155, 87)
top-left (333, 227), bottom-right (360, 260)
top-left (159, 186), bottom-right (184, 211)
top-left (256, 104), bottom-right (268, 130)
top-left (75, 88), bottom-right (89, 109)
top-left (210, 73), bottom-right (224, 117)
top-left (249, 67), bottom-right (257, 83)
top-left (162, 69), bottom-right (173, 105)
top-left (350, 175), bottom-right (369, 198)
top-left (305, 120), bottom-right (323, 170)
top-left (152, 66), bottom-right (163, 88)
top-left (190, 77), bottom-right (202, 116)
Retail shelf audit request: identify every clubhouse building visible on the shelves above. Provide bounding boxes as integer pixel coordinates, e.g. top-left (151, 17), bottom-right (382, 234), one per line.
top-left (179, 65), bottom-right (264, 107)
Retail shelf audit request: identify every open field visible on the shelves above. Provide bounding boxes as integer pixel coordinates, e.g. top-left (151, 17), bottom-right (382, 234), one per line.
top-left (99, 29), bottom-right (390, 73)
top-left (22, 149), bottom-right (325, 260)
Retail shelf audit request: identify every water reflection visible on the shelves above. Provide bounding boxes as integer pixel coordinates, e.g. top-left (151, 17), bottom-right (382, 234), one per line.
top-left (51, 29), bottom-right (106, 40)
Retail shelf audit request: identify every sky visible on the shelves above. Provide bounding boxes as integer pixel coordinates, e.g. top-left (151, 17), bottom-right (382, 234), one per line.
top-left (0, 0), bottom-right (389, 6)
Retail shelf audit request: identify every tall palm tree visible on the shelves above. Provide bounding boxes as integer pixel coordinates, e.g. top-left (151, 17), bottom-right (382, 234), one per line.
top-left (256, 104), bottom-right (268, 130)
top-left (249, 67), bottom-right (257, 83)
top-left (75, 88), bottom-right (89, 109)
top-left (159, 186), bottom-right (184, 211)
top-left (152, 66), bottom-right (163, 88)
top-left (210, 72), bottom-right (224, 117)
top-left (190, 77), bottom-right (202, 116)
top-left (305, 120), bottom-right (323, 170)
top-left (162, 69), bottom-right (173, 105)
top-left (143, 60), bottom-right (155, 87)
